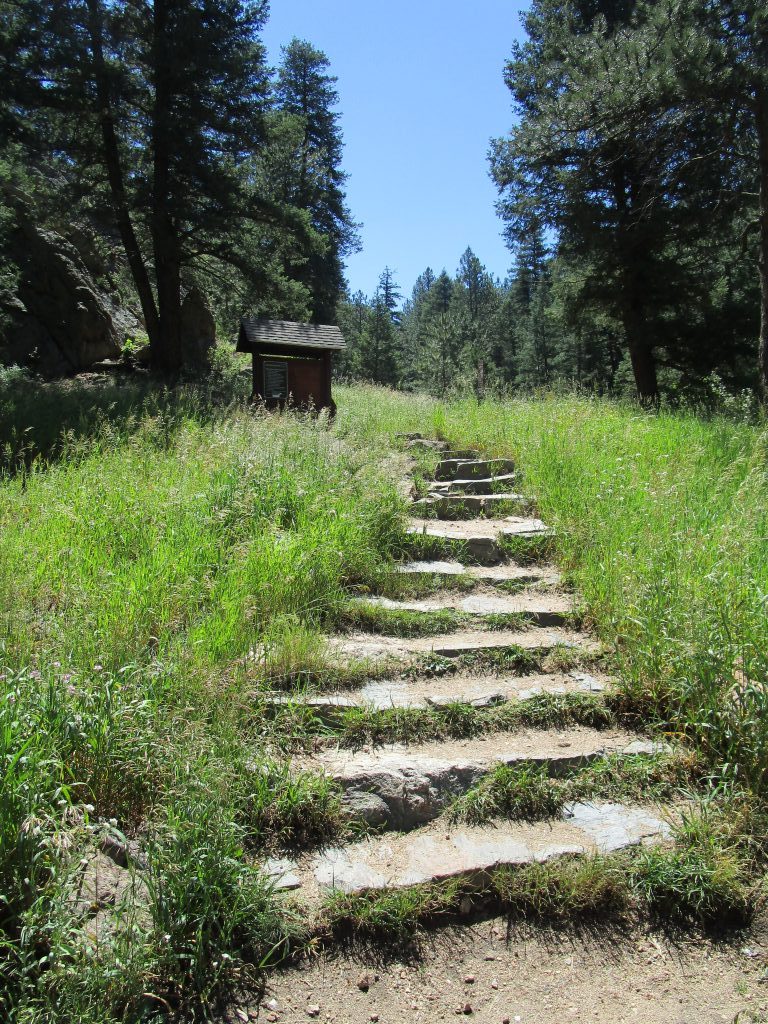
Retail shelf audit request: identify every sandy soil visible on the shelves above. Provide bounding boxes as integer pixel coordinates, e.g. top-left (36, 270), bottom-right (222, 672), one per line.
top-left (226, 916), bottom-right (768, 1024)
top-left (296, 727), bottom-right (643, 777)
top-left (354, 669), bottom-right (610, 709)
top-left (359, 591), bottom-right (574, 616)
top-left (331, 627), bottom-right (598, 662)
top-left (408, 518), bottom-right (549, 540)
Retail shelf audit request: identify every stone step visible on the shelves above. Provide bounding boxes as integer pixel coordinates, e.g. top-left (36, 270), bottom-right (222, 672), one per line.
top-left (359, 668), bottom-right (608, 709)
top-left (435, 458), bottom-right (516, 482)
top-left (429, 472), bottom-right (518, 495)
top-left (441, 450), bottom-right (480, 460)
top-left (395, 559), bottom-right (561, 587)
top-left (266, 669), bottom-right (611, 717)
top-left (407, 517), bottom-right (551, 565)
top-left (293, 728), bottom-right (662, 831)
top-left (402, 436), bottom-right (449, 452)
top-left (330, 625), bottom-right (599, 666)
top-left (411, 493), bottom-right (531, 519)
top-left (272, 802), bottom-right (671, 896)
top-left (354, 591), bottom-right (574, 627)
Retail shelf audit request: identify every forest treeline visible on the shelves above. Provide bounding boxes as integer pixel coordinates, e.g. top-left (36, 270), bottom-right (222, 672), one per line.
top-left (1, 0), bottom-right (767, 404)
top-left (340, 0), bottom-right (767, 405)
top-left (1, 1), bottom-right (356, 372)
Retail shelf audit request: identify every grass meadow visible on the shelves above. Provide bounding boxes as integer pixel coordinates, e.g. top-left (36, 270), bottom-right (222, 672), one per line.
top-left (2, 373), bottom-right (768, 1020)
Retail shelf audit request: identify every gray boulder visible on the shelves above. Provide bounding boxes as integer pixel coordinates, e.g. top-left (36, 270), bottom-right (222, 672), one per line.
top-left (0, 214), bottom-right (128, 376)
top-left (180, 285), bottom-right (215, 367)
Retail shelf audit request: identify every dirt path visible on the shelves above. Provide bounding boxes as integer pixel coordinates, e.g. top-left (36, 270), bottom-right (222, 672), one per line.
top-left (248, 916), bottom-right (768, 1024)
top-left (234, 440), bottom-right (765, 1024)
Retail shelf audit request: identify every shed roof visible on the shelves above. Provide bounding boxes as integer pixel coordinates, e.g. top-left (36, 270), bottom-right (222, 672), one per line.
top-left (237, 318), bottom-right (346, 353)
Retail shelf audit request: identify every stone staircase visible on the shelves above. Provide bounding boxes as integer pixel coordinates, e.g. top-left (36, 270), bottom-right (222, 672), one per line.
top-left (264, 442), bottom-right (672, 908)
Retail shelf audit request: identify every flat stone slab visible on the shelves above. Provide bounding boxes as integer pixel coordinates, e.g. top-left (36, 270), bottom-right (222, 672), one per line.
top-left (294, 803), bottom-right (670, 895)
top-left (435, 458), bottom-right (516, 481)
top-left (262, 857), bottom-right (303, 891)
top-left (411, 493), bottom-right (531, 519)
top-left (294, 728), bottom-right (648, 830)
top-left (408, 517), bottom-right (551, 540)
top-left (407, 518), bottom-right (552, 565)
top-left (265, 671), bottom-right (612, 719)
top-left (429, 473), bottom-right (518, 496)
top-left (403, 437), bottom-right (450, 452)
top-left (395, 560), bottom-right (562, 587)
top-left (361, 669), bottom-right (609, 709)
top-left (330, 626), bottom-right (598, 665)
top-left (563, 801), bottom-right (672, 853)
top-left (356, 592), bottom-right (574, 626)
top-left (267, 693), bottom-right (361, 714)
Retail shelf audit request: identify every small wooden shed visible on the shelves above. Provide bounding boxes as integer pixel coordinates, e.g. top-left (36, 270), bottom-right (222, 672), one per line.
top-left (236, 318), bottom-right (346, 414)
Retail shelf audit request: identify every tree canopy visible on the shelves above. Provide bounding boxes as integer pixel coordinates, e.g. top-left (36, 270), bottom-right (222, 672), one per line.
top-left (1, 2), bottom-right (356, 372)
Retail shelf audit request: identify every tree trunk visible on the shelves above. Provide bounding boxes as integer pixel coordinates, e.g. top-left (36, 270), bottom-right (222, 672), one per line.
top-left (623, 295), bottom-right (658, 404)
top-left (85, 0), bottom-right (160, 349)
top-left (153, 232), bottom-right (183, 374)
top-left (627, 334), bottom-right (659, 406)
top-left (757, 84), bottom-right (768, 398)
top-left (613, 162), bottom-right (659, 405)
top-left (150, 0), bottom-right (183, 375)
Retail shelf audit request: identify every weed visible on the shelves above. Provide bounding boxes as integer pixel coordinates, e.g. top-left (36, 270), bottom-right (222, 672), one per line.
top-left (630, 805), bottom-right (752, 925)
top-left (339, 603), bottom-right (465, 637)
top-left (449, 751), bottom-right (701, 826)
top-left (450, 762), bottom-right (564, 824)
top-left (322, 855), bottom-right (631, 940)
top-left (490, 856), bottom-right (631, 919)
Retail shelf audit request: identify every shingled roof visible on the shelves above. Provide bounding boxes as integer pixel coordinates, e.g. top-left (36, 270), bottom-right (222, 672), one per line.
top-left (237, 318), bottom-right (346, 352)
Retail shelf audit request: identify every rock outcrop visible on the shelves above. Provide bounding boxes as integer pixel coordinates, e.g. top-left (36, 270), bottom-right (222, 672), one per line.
top-left (0, 213), bottom-right (136, 376)
top-left (180, 285), bottom-right (215, 367)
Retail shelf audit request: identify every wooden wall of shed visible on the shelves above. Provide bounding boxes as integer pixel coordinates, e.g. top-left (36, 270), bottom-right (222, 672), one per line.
top-left (251, 351), bottom-right (334, 412)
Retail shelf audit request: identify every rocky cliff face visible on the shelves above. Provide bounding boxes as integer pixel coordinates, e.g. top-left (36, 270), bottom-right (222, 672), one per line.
top-left (0, 214), bottom-right (138, 377)
top-left (180, 285), bottom-right (216, 367)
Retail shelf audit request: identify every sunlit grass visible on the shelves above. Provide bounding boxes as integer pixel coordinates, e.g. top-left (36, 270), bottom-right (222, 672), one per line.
top-left (2, 378), bottom-right (768, 1019)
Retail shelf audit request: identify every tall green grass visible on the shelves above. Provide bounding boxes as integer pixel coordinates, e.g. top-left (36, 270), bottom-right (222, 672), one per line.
top-left (0, 387), bottom-right (407, 1020)
top-left (338, 385), bottom-right (768, 790)
top-left (2, 378), bottom-right (768, 1018)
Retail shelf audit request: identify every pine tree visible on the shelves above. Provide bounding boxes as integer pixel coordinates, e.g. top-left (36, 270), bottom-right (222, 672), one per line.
top-left (377, 267), bottom-right (402, 325)
top-left (275, 39), bottom-right (358, 323)
top-left (336, 289), bottom-right (371, 376)
top-left (490, 0), bottom-right (763, 401)
top-left (490, 0), bottom-right (668, 401)
top-left (400, 269), bottom-right (433, 387)
top-left (355, 269), bottom-right (402, 384)
top-left (455, 248), bottom-right (500, 396)
top-left (11, 0), bottom-right (275, 372)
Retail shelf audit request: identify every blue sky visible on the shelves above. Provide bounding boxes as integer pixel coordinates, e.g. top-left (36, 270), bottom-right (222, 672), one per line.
top-left (262, 1), bottom-right (528, 302)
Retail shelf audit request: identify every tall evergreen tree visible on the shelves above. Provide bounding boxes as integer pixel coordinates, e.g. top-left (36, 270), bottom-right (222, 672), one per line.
top-left (9, 0), bottom-right (282, 371)
top-left (275, 38), bottom-right (358, 323)
top-left (455, 248), bottom-right (500, 395)
top-left (490, 0), bottom-right (762, 401)
top-left (354, 269), bottom-right (402, 384)
top-left (377, 267), bottom-right (402, 324)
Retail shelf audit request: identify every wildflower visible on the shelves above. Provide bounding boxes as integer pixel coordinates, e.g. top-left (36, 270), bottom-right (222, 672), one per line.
top-left (62, 673), bottom-right (72, 683)
top-left (29, 669), bottom-right (41, 680)
top-left (53, 661), bottom-right (61, 668)
top-left (94, 663), bottom-right (103, 672)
